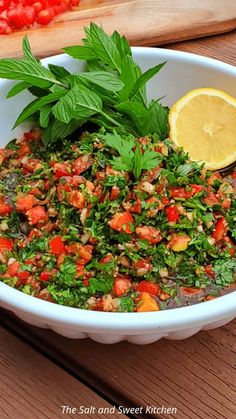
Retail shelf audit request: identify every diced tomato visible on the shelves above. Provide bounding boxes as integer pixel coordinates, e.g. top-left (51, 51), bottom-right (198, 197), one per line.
top-left (76, 263), bottom-right (85, 278)
top-left (136, 280), bottom-right (160, 296)
top-left (49, 235), bottom-right (66, 255)
top-left (26, 205), bottom-right (48, 225)
top-left (15, 194), bottom-right (35, 212)
top-left (207, 172), bottom-right (222, 186)
top-left (0, 198), bottom-right (12, 216)
top-left (18, 270), bottom-right (30, 280)
top-left (53, 162), bottom-right (71, 179)
top-left (109, 212), bottom-right (134, 234)
top-left (110, 186), bottom-right (120, 200)
top-left (113, 274), bottom-right (131, 297)
top-left (7, 261), bottom-right (21, 277)
top-left (135, 226), bottom-right (162, 244)
top-left (18, 143), bottom-right (31, 157)
top-left (36, 8), bottom-right (54, 25)
top-left (99, 254), bottom-right (113, 265)
top-left (222, 198), bottom-right (231, 209)
top-left (170, 184), bottom-right (203, 199)
top-left (212, 217), bottom-right (227, 242)
top-left (204, 264), bottom-right (215, 278)
top-left (21, 158), bottom-right (43, 173)
top-left (180, 287), bottom-right (202, 296)
top-left (130, 198), bottom-right (142, 214)
top-left (78, 245), bottom-right (93, 264)
top-left (203, 191), bottom-right (220, 206)
top-left (72, 155), bottom-right (93, 175)
top-left (132, 258), bottom-right (153, 276)
top-left (67, 190), bottom-right (86, 209)
top-left (0, 19), bottom-right (11, 34)
top-left (168, 234), bottom-right (190, 252)
top-left (190, 184), bottom-right (204, 195)
top-left (165, 205), bottom-right (179, 223)
top-left (0, 237), bottom-right (13, 252)
top-left (40, 270), bottom-right (56, 281)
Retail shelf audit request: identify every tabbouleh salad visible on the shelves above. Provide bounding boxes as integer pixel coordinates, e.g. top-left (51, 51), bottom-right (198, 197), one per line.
top-left (0, 129), bottom-right (235, 312)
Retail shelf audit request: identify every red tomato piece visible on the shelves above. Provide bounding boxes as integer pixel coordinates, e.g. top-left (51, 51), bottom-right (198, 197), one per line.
top-left (72, 155), bottom-right (93, 175)
top-left (0, 237), bottom-right (13, 252)
top-left (204, 264), bottom-right (215, 278)
top-left (130, 198), bottom-right (142, 214)
top-left (113, 275), bottom-right (131, 297)
top-left (26, 205), bottom-right (48, 225)
top-left (0, 19), bottom-right (11, 34)
top-left (15, 194), bottom-right (35, 212)
top-left (110, 186), bottom-right (120, 200)
top-left (169, 187), bottom-right (191, 199)
top-left (109, 212), bottom-right (134, 234)
top-left (212, 217), bottom-right (227, 242)
top-left (135, 226), bottom-right (162, 244)
top-left (40, 270), bottom-right (56, 281)
top-left (78, 245), bottom-right (93, 264)
top-left (53, 162), bottom-right (71, 179)
top-left (36, 8), bottom-right (54, 25)
top-left (18, 270), bottom-right (30, 280)
top-left (170, 184), bottom-right (203, 199)
top-left (0, 198), bottom-right (12, 216)
top-left (7, 261), bottom-right (21, 277)
top-left (136, 280), bottom-right (160, 296)
top-left (67, 190), bottom-right (86, 209)
top-left (165, 205), bottom-right (179, 223)
top-left (203, 192), bottom-right (220, 206)
top-left (180, 287), bottom-right (202, 296)
top-left (49, 235), bottom-right (66, 255)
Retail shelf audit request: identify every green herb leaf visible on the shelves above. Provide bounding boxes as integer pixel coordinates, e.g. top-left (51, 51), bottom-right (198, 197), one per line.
top-left (0, 58), bottom-right (60, 89)
top-left (6, 81), bottom-right (31, 98)
top-left (130, 62), bottom-right (166, 99)
top-left (77, 71), bottom-right (124, 92)
top-left (14, 90), bottom-right (66, 128)
top-left (87, 23), bottom-right (122, 73)
top-left (52, 84), bottom-right (103, 123)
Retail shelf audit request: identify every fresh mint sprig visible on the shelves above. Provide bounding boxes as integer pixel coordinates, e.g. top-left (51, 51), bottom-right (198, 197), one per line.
top-left (0, 22), bottom-right (169, 145)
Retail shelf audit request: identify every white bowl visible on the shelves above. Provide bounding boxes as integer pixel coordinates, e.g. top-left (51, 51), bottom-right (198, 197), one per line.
top-left (0, 48), bottom-right (236, 344)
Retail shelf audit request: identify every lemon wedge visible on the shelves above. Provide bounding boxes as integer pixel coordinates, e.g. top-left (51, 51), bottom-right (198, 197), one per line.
top-left (169, 88), bottom-right (236, 170)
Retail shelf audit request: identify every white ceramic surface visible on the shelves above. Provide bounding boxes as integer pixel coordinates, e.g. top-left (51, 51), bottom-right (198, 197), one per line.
top-left (0, 48), bottom-right (236, 344)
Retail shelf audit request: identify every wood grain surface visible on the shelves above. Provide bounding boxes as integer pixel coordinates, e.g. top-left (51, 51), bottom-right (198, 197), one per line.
top-left (1, 313), bottom-right (236, 419)
top-left (0, 0), bottom-right (236, 58)
top-left (0, 326), bottom-right (127, 419)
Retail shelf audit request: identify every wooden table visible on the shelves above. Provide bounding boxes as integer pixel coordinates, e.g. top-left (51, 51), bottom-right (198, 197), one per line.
top-left (1, 30), bottom-right (236, 419)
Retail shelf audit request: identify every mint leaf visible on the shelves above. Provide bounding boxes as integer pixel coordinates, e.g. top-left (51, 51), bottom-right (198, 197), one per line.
top-left (39, 105), bottom-right (52, 128)
top-left (87, 23), bottom-right (122, 73)
top-left (22, 36), bottom-right (38, 63)
top-left (52, 84), bottom-right (103, 123)
top-left (111, 31), bottom-right (132, 59)
top-left (118, 56), bottom-right (142, 102)
top-left (0, 58), bottom-right (60, 89)
top-left (145, 99), bottom-right (169, 139)
top-left (77, 71), bottom-right (124, 92)
top-left (115, 101), bottom-right (149, 135)
top-left (63, 45), bottom-right (97, 60)
top-left (130, 62), bottom-right (166, 99)
top-left (13, 90), bottom-right (66, 128)
top-left (6, 81), bottom-right (31, 98)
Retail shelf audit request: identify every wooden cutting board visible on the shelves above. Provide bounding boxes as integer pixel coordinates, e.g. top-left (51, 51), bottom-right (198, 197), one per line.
top-left (0, 0), bottom-right (236, 58)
